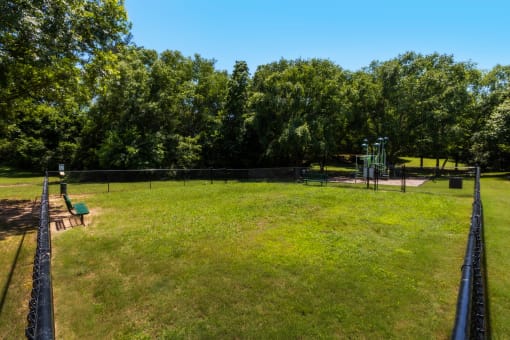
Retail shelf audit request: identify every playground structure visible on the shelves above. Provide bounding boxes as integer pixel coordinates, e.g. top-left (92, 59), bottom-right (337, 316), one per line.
top-left (356, 137), bottom-right (389, 181)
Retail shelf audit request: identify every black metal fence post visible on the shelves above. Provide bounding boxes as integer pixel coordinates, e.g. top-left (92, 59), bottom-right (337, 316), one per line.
top-left (374, 166), bottom-right (379, 191)
top-left (366, 167), bottom-right (370, 190)
top-left (401, 165), bottom-right (406, 193)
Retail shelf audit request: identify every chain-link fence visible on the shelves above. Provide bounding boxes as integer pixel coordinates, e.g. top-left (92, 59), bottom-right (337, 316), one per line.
top-left (452, 167), bottom-right (489, 339)
top-left (26, 175), bottom-right (54, 340)
top-left (49, 167), bottom-right (306, 183)
top-left (319, 165), bottom-right (476, 193)
top-left (46, 166), bottom-right (477, 195)
top-left (46, 168), bottom-right (308, 194)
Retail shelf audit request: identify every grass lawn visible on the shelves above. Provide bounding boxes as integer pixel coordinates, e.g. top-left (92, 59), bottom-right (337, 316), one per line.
top-left (51, 180), bottom-right (473, 338)
top-left (396, 157), bottom-right (467, 168)
top-left (0, 169), bottom-right (42, 339)
top-left (480, 174), bottom-right (510, 337)
top-left (2, 169), bottom-right (507, 338)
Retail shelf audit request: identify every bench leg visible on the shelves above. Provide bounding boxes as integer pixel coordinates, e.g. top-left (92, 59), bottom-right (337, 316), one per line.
top-left (54, 219), bottom-right (65, 231)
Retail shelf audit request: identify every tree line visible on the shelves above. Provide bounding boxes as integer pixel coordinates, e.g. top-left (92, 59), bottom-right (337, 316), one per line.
top-left (2, 1), bottom-right (510, 171)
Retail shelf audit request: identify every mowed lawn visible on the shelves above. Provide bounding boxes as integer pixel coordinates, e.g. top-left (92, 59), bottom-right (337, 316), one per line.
top-left (481, 174), bottom-right (510, 337)
top-left (51, 181), bottom-right (472, 339)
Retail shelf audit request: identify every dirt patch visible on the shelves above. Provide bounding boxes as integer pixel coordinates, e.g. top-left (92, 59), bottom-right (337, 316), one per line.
top-left (0, 195), bottom-right (93, 237)
top-left (0, 199), bottom-right (39, 240)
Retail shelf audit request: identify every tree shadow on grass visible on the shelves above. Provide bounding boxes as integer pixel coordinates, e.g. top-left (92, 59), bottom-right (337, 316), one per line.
top-left (0, 166), bottom-right (42, 179)
top-left (0, 199), bottom-right (39, 240)
top-left (0, 199), bottom-right (38, 315)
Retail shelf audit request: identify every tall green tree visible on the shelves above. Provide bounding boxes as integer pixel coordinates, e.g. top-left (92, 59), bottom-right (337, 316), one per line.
top-left (184, 54), bottom-right (228, 167)
top-left (345, 67), bottom-right (383, 153)
top-left (363, 52), bottom-right (478, 167)
top-left (220, 61), bottom-right (250, 166)
top-left (80, 49), bottom-right (228, 169)
top-left (0, 0), bottom-right (130, 169)
top-left (484, 98), bottom-right (510, 168)
top-left (84, 47), bottom-right (164, 169)
top-left (250, 59), bottom-right (349, 168)
top-left (470, 66), bottom-right (510, 167)
top-left (150, 51), bottom-right (227, 167)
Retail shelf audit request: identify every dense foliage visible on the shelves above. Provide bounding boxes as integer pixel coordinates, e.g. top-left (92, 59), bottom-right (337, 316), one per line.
top-left (1, 1), bottom-right (509, 170)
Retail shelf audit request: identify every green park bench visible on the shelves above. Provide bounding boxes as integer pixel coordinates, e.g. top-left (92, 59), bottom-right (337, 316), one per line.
top-left (303, 172), bottom-right (328, 186)
top-left (63, 194), bottom-right (90, 225)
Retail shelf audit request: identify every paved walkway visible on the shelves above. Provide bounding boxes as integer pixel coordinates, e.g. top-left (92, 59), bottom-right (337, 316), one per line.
top-left (329, 176), bottom-right (428, 187)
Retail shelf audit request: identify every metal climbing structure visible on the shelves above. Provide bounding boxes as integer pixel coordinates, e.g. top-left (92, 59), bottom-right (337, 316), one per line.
top-left (356, 137), bottom-right (389, 181)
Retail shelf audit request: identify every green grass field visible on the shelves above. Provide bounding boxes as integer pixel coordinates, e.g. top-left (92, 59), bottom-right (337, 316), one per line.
top-left (2, 169), bottom-right (508, 338)
top-left (481, 174), bottom-right (510, 337)
top-left (50, 180), bottom-right (471, 338)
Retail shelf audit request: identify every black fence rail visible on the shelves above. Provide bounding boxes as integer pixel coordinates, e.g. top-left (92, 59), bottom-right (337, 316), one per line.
top-left (48, 167), bottom-right (308, 184)
top-left (49, 166), bottom-right (475, 184)
top-left (47, 166), bottom-right (478, 196)
top-left (452, 167), bottom-right (489, 339)
top-left (26, 175), bottom-right (54, 340)
top-left (317, 165), bottom-right (475, 178)
top-left (401, 166), bottom-right (476, 178)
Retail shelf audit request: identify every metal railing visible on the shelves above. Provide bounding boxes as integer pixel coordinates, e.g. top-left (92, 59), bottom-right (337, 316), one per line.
top-left (48, 167), bottom-right (307, 183)
top-left (22, 168), bottom-right (487, 339)
top-left (452, 167), bottom-right (489, 339)
top-left (26, 175), bottom-right (54, 340)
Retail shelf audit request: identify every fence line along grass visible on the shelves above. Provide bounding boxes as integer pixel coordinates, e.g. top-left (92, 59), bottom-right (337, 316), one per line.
top-left (0, 170), bottom-right (42, 339)
top-left (480, 174), bottom-right (510, 338)
top-left (51, 181), bottom-right (472, 338)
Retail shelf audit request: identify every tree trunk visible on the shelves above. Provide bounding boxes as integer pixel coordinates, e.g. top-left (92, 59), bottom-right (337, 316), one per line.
top-left (441, 157), bottom-right (448, 170)
top-left (320, 151), bottom-right (327, 172)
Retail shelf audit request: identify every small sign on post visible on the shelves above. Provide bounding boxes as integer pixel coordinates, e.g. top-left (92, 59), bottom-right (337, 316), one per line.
top-left (59, 164), bottom-right (65, 177)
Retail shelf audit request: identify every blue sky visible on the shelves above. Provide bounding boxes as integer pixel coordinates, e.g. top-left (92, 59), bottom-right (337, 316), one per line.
top-left (124, 0), bottom-right (509, 73)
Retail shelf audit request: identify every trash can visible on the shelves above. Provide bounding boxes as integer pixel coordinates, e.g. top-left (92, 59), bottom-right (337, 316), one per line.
top-left (60, 182), bottom-right (67, 196)
top-left (449, 177), bottom-right (463, 189)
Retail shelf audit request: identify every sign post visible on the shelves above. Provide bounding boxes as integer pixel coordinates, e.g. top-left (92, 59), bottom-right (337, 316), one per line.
top-left (58, 164), bottom-right (67, 196)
